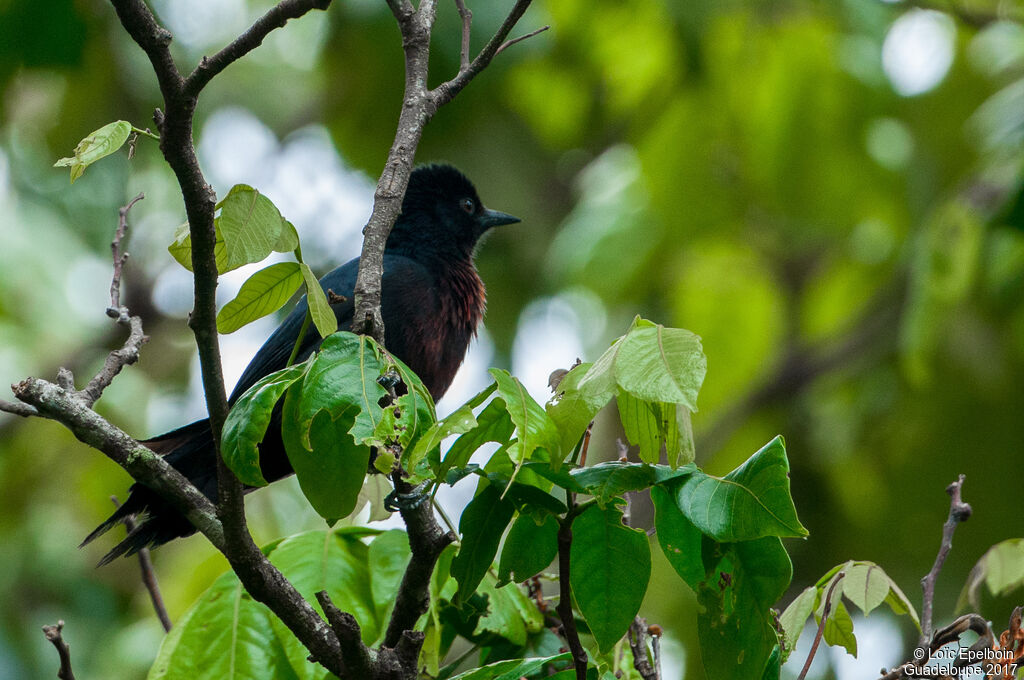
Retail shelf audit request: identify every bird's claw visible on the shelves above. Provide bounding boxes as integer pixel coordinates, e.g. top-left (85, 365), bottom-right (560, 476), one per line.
top-left (384, 482), bottom-right (430, 512)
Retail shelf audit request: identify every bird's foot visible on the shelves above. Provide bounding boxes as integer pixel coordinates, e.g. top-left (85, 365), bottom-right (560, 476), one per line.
top-left (384, 482), bottom-right (430, 512)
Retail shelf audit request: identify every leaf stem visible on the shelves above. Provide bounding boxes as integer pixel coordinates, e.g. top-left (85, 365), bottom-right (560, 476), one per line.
top-left (130, 125), bottom-right (160, 140)
top-left (286, 311), bottom-right (312, 367)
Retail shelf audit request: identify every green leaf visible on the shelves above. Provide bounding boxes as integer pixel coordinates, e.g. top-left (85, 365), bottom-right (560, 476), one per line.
top-left (281, 379), bottom-right (369, 521)
top-left (841, 562), bottom-right (890, 615)
top-left (489, 368), bottom-right (562, 470)
top-left (960, 538), bottom-right (1024, 611)
top-left (217, 262), bottom-right (304, 334)
top-left (546, 362), bottom-right (610, 456)
top-left (778, 586), bottom-right (817, 663)
top-left (300, 262), bottom-right (338, 338)
top-left (614, 322), bottom-right (706, 408)
top-left (674, 436), bottom-right (807, 541)
top-left (438, 398), bottom-right (515, 481)
top-left (572, 461), bottom-right (694, 506)
top-left (168, 220), bottom-right (228, 273)
top-left (276, 220), bottom-right (300, 254)
top-left (368, 530), bottom-right (411, 629)
top-left (221, 363), bottom-right (308, 487)
top-left (149, 529), bottom-right (377, 679)
top-left (54, 120), bottom-right (132, 183)
top-left (578, 318), bottom-right (706, 412)
top-left (218, 185), bottom-right (290, 273)
top-left (297, 333), bottom-right (387, 448)
top-left (446, 654), bottom-right (572, 680)
top-left (168, 185), bottom-right (298, 275)
top-left (570, 500), bottom-right (651, 653)
top-left (474, 575), bottom-right (545, 645)
top-left (406, 403), bottom-right (477, 480)
top-left (451, 482), bottom-right (516, 606)
top-left (617, 394), bottom-right (695, 468)
top-left (498, 513), bottom-right (559, 584)
top-left (697, 537), bottom-right (792, 680)
top-left (822, 598), bottom-right (857, 657)
top-left (780, 561), bottom-right (920, 663)
top-left (651, 485), bottom-right (704, 590)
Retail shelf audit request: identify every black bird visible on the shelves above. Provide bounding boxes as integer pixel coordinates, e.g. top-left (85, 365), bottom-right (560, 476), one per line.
top-left (84, 164), bottom-right (519, 564)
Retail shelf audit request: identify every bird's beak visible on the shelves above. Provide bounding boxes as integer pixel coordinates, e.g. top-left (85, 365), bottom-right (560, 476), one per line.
top-left (479, 208), bottom-right (521, 230)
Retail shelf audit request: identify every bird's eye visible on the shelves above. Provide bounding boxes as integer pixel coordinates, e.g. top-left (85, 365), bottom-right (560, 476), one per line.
top-left (459, 197), bottom-right (475, 214)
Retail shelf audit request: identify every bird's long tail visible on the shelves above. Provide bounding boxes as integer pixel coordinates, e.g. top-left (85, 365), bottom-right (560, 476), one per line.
top-left (82, 419), bottom-right (218, 566)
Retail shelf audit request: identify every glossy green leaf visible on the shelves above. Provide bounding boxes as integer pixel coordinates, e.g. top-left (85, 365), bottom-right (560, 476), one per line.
top-left (474, 575), bottom-right (545, 645)
top-left (498, 513), bottom-right (559, 584)
top-left (573, 461), bottom-right (695, 505)
top-left (438, 398), bottom-right (515, 481)
top-left (406, 403), bottom-right (477, 480)
top-left (489, 368), bottom-right (561, 470)
top-left (368, 530), bottom-right (411, 629)
top-left (451, 483), bottom-right (516, 606)
top-left (281, 380), bottom-right (369, 521)
top-left (221, 362), bottom-right (308, 487)
top-left (674, 436), bottom-right (807, 541)
top-left (651, 484), bottom-right (704, 590)
top-left (446, 653), bottom-right (572, 680)
top-left (149, 529), bottom-right (377, 679)
top-left (570, 500), bottom-right (651, 653)
top-left (54, 120), bottom-right (131, 183)
top-left (697, 537), bottom-right (791, 680)
top-left (217, 261), bottom-right (304, 334)
top-left (300, 262), bottom-right (338, 338)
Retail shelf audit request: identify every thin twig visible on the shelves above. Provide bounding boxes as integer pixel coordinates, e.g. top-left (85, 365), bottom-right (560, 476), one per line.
top-left (107, 192), bottom-right (144, 324)
top-left (352, 0), bottom-right (536, 342)
top-left (453, 0), bottom-right (472, 72)
top-left (112, 496), bottom-right (172, 632)
top-left (797, 571), bottom-right (845, 680)
top-left (42, 621), bottom-right (76, 680)
top-left (184, 0), bottom-right (332, 98)
top-left (494, 25), bottom-right (549, 56)
top-left (384, 473), bottom-right (456, 647)
top-left (557, 512), bottom-right (588, 680)
top-left (79, 315), bottom-right (148, 408)
top-left (627, 617), bottom-right (657, 680)
top-left (920, 475), bottom-right (971, 646)
top-left (0, 398), bottom-right (39, 417)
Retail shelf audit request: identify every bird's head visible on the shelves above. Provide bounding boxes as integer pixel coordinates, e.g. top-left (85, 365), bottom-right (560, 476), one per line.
top-left (387, 164), bottom-right (520, 261)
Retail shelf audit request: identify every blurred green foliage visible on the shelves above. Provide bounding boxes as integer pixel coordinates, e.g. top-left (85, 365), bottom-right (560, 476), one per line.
top-left (3, 0), bottom-right (1024, 678)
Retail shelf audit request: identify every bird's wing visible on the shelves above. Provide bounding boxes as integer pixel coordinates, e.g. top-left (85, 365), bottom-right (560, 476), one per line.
top-left (227, 254), bottom-right (430, 403)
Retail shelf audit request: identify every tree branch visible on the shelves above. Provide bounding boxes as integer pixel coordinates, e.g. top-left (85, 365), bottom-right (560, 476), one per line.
top-left (107, 192), bottom-right (144, 325)
top-left (627, 617), bottom-right (657, 680)
top-left (42, 621), bottom-right (76, 680)
top-left (13, 377), bottom-right (225, 546)
top-left (383, 475), bottom-right (456, 647)
top-left (351, 0), bottom-right (537, 342)
top-left (797, 571), bottom-right (845, 680)
top-left (556, 513), bottom-right (588, 680)
top-left (919, 475), bottom-right (971, 646)
top-left (184, 0), bottom-right (333, 98)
